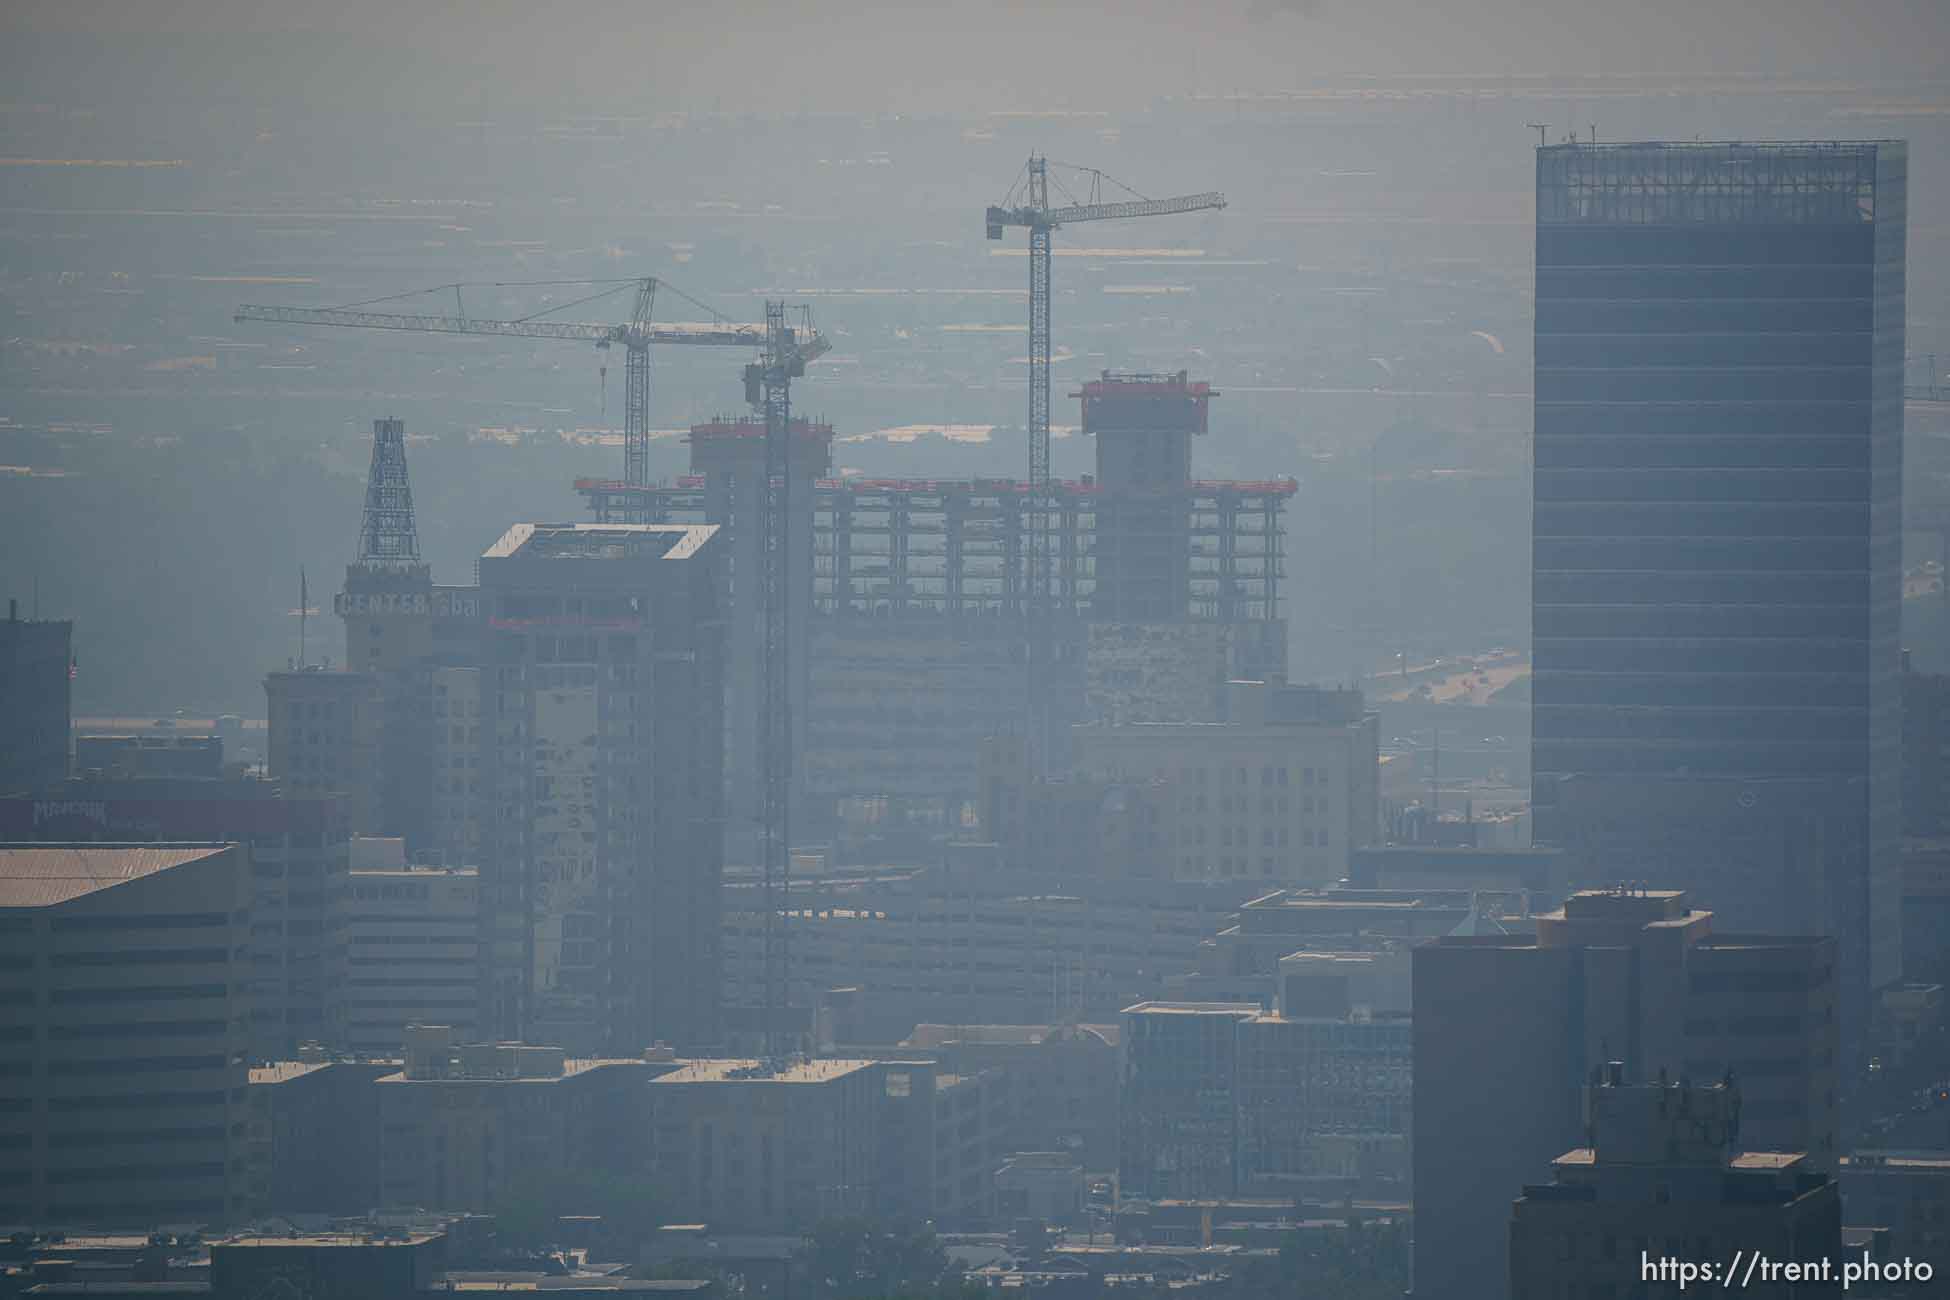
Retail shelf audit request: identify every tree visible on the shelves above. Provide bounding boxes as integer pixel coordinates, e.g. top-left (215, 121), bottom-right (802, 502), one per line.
top-left (797, 1218), bottom-right (954, 1300)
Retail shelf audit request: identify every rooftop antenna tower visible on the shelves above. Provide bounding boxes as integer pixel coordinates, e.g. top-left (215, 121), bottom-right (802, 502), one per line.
top-left (358, 417), bottom-right (423, 570)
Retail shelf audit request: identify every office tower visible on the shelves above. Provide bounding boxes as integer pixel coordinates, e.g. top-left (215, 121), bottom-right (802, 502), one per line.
top-left (1510, 1073), bottom-right (1841, 1300)
top-left (1412, 889), bottom-right (1837, 1300)
top-left (0, 844), bottom-right (251, 1226)
top-left (1532, 141), bottom-right (1907, 1038)
top-left (2, 777), bottom-right (351, 1061)
top-left (1084, 370), bottom-right (1210, 623)
top-left (264, 668), bottom-right (385, 833)
top-left (1903, 663), bottom-right (1950, 836)
top-left (1074, 680), bottom-right (1379, 885)
top-left (0, 601), bottom-right (71, 796)
top-left (687, 417), bottom-right (827, 859)
top-left (477, 522), bottom-right (725, 1055)
top-left (267, 418), bottom-right (486, 851)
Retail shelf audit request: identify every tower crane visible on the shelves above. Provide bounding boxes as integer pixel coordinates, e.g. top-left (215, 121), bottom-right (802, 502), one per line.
top-left (745, 301), bottom-right (829, 1061)
top-left (236, 277), bottom-right (767, 511)
top-left (984, 157), bottom-right (1225, 769)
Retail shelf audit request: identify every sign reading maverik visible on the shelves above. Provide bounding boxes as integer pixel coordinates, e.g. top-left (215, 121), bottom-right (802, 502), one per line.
top-left (334, 590), bottom-right (481, 618)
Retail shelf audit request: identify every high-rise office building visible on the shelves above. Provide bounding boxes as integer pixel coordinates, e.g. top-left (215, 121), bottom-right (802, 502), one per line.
top-left (0, 844), bottom-right (252, 1226)
top-left (2, 779), bottom-right (351, 1061)
top-left (477, 522), bottom-right (725, 1056)
top-left (0, 602), bottom-right (71, 797)
top-left (268, 418), bottom-right (486, 852)
top-left (1411, 889), bottom-right (1838, 1300)
top-left (1531, 140), bottom-right (1908, 1035)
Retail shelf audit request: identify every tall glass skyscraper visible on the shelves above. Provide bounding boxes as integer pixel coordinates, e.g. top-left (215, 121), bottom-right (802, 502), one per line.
top-left (1531, 141), bottom-right (1907, 1032)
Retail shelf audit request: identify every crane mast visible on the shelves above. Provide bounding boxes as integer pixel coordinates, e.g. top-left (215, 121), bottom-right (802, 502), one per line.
top-left (744, 302), bottom-right (828, 1061)
top-left (984, 157), bottom-right (1226, 774)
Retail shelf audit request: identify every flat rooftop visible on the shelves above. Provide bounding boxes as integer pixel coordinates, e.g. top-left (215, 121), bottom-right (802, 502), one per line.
top-left (651, 1058), bottom-right (878, 1085)
top-left (1122, 1001), bottom-right (1260, 1016)
top-left (377, 1058), bottom-right (649, 1085)
top-left (0, 844), bottom-right (231, 909)
top-left (1844, 1151), bottom-right (1950, 1172)
top-left (248, 1061), bottom-right (331, 1086)
top-left (219, 1232), bottom-right (442, 1247)
top-left (483, 522), bottom-right (717, 563)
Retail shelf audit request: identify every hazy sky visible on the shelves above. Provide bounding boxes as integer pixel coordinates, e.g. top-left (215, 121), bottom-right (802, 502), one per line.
top-left (9, 0), bottom-right (1949, 113)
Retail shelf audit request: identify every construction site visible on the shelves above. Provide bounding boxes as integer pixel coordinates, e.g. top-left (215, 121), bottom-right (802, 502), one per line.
top-left (576, 372), bottom-right (1294, 829)
top-left (235, 156), bottom-right (1293, 861)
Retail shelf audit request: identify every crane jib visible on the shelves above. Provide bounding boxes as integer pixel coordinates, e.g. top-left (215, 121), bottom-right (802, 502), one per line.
top-left (984, 191), bottom-right (1226, 234)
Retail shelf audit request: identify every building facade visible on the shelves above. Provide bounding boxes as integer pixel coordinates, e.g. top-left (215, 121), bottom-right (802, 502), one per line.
top-left (1904, 665), bottom-right (1950, 838)
top-left (1074, 681), bottom-right (1379, 887)
top-left (1510, 1075), bottom-right (1841, 1300)
top-left (246, 1059), bottom-right (394, 1217)
top-left (1, 778), bottom-right (351, 1061)
top-left (722, 866), bottom-right (1264, 1033)
top-left (0, 843), bottom-right (252, 1227)
top-left (376, 1035), bottom-right (661, 1214)
top-left (647, 1058), bottom-right (885, 1231)
top-left (0, 605), bottom-right (70, 797)
top-left (265, 669), bottom-right (385, 835)
top-left (1531, 140), bottom-right (1908, 1037)
top-left (477, 522), bottom-right (725, 1055)
top-left (1412, 889), bottom-right (1839, 1300)
top-left (1119, 1003), bottom-right (1259, 1200)
top-left (342, 864), bottom-right (481, 1055)
top-left (578, 388), bottom-right (1295, 829)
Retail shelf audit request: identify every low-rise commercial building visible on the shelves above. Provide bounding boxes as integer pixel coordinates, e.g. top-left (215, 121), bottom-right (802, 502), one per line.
top-left (724, 867), bottom-right (1261, 1033)
top-left (1119, 1003), bottom-right (1259, 1200)
top-left (1840, 1150), bottom-right (1950, 1257)
top-left (73, 735), bottom-right (225, 781)
top-left (1235, 1010), bottom-right (1412, 1197)
top-left (0, 843), bottom-right (252, 1227)
top-left (647, 1058), bottom-right (884, 1232)
top-left (994, 1152), bottom-right (1085, 1223)
top-left (211, 1230), bottom-right (446, 1300)
top-left (1120, 992), bottom-right (1413, 1205)
top-left (898, 1023), bottom-right (1120, 1170)
top-left (246, 1060), bottom-right (394, 1217)
top-left (888, 1063), bottom-right (1013, 1226)
top-left (376, 1028), bottom-right (669, 1214)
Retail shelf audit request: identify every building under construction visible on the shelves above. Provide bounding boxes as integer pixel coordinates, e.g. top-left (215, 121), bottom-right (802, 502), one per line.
top-left (578, 372), bottom-right (1295, 826)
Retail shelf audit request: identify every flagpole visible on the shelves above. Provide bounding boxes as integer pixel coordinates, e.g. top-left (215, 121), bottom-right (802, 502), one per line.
top-left (300, 568), bottom-right (308, 670)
